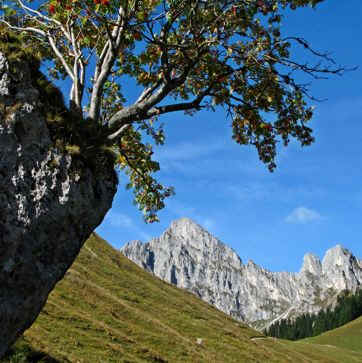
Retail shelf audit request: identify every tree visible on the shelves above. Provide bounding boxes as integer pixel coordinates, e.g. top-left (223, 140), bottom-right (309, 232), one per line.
top-left (0, 0), bottom-right (346, 356)
top-left (266, 290), bottom-right (362, 341)
top-left (1, 0), bottom-right (345, 222)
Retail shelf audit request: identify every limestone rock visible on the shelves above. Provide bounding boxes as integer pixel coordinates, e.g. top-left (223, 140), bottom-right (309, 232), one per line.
top-left (321, 245), bottom-right (362, 291)
top-left (300, 253), bottom-right (322, 276)
top-left (0, 52), bottom-right (117, 356)
top-left (121, 218), bottom-right (362, 330)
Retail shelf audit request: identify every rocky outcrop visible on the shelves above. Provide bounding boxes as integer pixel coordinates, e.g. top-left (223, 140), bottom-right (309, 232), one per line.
top-left (121, 218), bottom-right (362, 330)
top-left (0, 52), bottom-right (117, 356)
top-left (300, 253), bottom-right (322, 276)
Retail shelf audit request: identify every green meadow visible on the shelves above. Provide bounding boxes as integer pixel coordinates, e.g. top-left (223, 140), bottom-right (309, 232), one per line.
top-left (4, 234), bottom-right (362, 362)
top-left (303, 316), bottom-right (362, 354)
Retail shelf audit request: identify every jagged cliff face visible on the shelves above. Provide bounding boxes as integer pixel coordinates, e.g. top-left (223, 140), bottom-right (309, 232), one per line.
top-left (0, 52), bottom-right (117, 356)
top-left (121, 218), bottom-right (362, 330)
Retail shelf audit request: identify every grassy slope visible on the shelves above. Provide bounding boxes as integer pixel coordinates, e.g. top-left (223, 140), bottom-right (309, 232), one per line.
top-left (303, 316), bottom-right (362, 354)
top-left (7, 234), bottom-right (362, 363)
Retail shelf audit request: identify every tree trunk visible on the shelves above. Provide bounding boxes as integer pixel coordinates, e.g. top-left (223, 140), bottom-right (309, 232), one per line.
top-left (0, 52), bottom-right (117, 357)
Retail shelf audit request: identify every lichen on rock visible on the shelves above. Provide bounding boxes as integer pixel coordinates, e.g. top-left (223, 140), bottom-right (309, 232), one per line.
top-left (0, 32), bottom-right (117, 357)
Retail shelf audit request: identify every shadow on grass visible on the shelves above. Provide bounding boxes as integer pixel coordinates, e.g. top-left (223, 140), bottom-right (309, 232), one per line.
top-left (2, 337), bottom-right (64, 363)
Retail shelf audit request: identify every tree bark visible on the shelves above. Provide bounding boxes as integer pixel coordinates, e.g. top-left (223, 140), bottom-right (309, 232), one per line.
top-left (0, 52), bottom-right (117, 357)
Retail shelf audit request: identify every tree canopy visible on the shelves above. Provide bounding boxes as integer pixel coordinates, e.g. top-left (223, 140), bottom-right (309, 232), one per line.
top-left (1, 0), bottom-right (345, 222)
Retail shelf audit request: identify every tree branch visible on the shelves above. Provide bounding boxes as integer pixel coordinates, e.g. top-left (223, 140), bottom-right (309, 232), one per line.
top-left (47, 33), bottom-right (75, 81)
top-left (16, 0), bottom-right (62, 27)
top-left (88, 5), bottom-right (126, 121)
top-left (106, 86), bottom-right (211, 141)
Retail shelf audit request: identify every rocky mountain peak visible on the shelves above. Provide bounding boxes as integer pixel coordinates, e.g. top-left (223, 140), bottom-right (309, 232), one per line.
top-left (163, 217), bottom-right (234, 257)
top-left (321, 245), bottom-right (361, 291)
top-left (169, 216), bottom-right (198, 230)
top-left (121, 219), bottom-right (361, 331)
top-left (168, 217), bottom-right (206, 240)
top-left (123, 239), bottom-right (143, 249)
top-left (322, 244), bottom-right (351, 268)
top-left (300, 253), bottom-right (322, 276)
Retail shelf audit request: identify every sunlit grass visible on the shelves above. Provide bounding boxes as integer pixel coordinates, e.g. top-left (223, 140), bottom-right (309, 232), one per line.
top-left (6, 234), bottom-right (362, 362)
top-left (304, 316), bottom-right (362, 354)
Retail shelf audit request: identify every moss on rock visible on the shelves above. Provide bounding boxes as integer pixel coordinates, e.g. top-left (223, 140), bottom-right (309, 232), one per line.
top-left (0, 26), bottom-right (116, 173)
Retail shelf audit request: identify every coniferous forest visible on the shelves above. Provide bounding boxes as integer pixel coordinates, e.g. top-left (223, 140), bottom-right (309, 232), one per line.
top-left (265, 289), bottom-right (362, 340)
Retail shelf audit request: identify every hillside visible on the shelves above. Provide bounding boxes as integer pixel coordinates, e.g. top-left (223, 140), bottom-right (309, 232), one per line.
top-left (304, 316), bottom-right (362, 354)
top-left (5, 233), bottom-right (362, 362)
top-left (122, 218), bottom-right (362, 331)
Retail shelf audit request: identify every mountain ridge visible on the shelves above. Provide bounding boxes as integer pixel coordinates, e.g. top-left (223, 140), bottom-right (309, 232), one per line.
top-left (121, 217), bottom-right (362, 330)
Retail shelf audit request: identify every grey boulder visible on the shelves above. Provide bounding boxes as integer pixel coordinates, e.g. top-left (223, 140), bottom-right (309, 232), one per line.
top-left (0, 52), bottom-right (117, 356)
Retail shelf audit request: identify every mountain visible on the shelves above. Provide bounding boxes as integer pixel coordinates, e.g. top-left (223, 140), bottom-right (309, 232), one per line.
top-left (7, 233), bottom-right (362, 362)
top-left (121, 217), bottom-right (362, 330)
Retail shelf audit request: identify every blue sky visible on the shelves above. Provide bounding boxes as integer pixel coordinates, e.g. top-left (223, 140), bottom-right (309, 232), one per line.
top-left (95, 1), bottom-right (362, 272)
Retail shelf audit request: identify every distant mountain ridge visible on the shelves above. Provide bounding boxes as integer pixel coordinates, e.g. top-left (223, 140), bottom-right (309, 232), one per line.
top-left (121, 218), bottom-right (362, 330)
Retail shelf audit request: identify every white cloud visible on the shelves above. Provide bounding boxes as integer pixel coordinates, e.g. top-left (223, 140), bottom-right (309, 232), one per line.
top-left (285, 207), bottom-right (323, 224)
